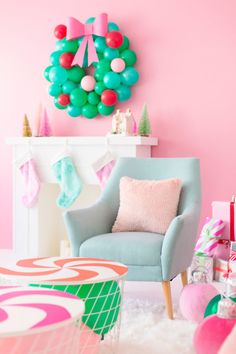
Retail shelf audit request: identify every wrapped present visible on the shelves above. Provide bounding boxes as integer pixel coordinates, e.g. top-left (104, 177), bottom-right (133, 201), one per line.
top-left (213, 258), bottom-right (230, 283)
top-left (214, 239), bottom-right (231, 261)
top-left (212, 197), bottom-right (236, 241)
top-left (191, 254), bottom-right (213, 283)
top-left (195, 217), bottom-right (225, 256)
top-left (229, 241), bottom-right (236, 273)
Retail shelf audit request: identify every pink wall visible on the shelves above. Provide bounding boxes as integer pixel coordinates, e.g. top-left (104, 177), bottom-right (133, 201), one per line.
top-left (1, 0), bottom-right (236, 248)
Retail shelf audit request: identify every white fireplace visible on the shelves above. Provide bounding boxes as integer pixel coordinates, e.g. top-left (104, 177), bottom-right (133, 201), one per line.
top-left (6, 136), bottom-right (158, 258)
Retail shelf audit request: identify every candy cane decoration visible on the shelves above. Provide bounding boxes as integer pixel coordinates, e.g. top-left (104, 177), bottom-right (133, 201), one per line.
top-left (195, 218), bottom-right (225, 256)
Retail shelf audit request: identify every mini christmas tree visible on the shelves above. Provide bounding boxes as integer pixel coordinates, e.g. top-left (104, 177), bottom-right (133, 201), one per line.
top-left (22, 114), bottom-right (32, 137)
top-left (138, 103), bottom-right (151, 136)
top-left (38, 108), bottom-right (52, 137)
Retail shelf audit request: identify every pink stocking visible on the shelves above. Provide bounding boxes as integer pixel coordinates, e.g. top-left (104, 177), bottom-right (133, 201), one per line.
top-left (92, 151), bottom-right (116, 189)
top-left (19, 158), bottom-right (40, 208)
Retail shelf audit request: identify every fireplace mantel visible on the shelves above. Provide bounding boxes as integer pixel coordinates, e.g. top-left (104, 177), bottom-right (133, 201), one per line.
top-left (6, 136), bottom-right (158, 258)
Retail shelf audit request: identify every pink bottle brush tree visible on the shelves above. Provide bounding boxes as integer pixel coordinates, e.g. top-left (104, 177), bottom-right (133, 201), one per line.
top-left (38, 108), bottom-right (52, 137)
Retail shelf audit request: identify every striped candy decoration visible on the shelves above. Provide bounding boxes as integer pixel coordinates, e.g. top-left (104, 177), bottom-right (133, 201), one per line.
top-left (195, 217), bottom-right (225, 256)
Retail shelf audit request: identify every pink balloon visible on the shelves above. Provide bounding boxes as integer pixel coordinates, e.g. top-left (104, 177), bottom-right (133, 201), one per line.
top-left (111, 58), bottom-right (126, 73)
top-left (81, 75), bottom-right (96, 92)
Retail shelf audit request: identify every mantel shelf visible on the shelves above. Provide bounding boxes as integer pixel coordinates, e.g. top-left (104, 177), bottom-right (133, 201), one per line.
top-left (6, 136), bottom-right (158, 146)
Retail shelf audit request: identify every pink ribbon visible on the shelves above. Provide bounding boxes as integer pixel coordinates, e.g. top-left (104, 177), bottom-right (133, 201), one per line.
top-left (67, 13), bottom-right (108, 67)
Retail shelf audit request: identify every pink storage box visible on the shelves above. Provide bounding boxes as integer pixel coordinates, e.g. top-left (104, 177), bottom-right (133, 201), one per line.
top-left (212, 201), bottom-right (236, 241)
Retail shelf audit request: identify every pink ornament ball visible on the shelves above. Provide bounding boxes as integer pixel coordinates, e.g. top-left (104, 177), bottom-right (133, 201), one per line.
top-left (194, 315), bottom-right (236, 354)
top-left (111, 58), bottom-right (126, 73)
top-left (81, 75), bottom-right (96, 92)
top-left (179, 283), bottom-right (218, 323)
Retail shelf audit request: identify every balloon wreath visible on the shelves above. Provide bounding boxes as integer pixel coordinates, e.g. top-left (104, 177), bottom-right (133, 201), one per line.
top-left (44, 13), bottom-right (139, 119)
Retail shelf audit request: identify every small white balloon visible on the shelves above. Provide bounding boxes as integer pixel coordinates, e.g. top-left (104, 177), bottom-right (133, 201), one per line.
top-left (81, 75), bottom-right (96, 92)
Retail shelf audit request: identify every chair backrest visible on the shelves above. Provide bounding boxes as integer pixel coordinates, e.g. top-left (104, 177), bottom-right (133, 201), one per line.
top-left (101, 157), bottom-right (201, 223)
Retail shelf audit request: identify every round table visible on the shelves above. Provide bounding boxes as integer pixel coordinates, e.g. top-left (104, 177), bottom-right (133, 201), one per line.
top-left (0, 285), bottom-right (84, 354)
top-left (0, 257), bottom-right (128, 353)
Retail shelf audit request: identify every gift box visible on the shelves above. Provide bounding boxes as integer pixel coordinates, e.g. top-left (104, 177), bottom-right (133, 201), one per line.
top-left (213, 239), bottom-right (231, 261)
top-left (191, 254), bottom-right (213, 283)
top-left (212, 200), bottom-right (236, 241)
top-left (213, 258), bottom-right (230, 283)
top-left (229, 241), bottom-right (236, 273)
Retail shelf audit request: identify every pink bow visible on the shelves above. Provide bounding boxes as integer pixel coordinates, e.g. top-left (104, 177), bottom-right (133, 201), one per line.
top-left (67, 13), bottom-right (108, 67)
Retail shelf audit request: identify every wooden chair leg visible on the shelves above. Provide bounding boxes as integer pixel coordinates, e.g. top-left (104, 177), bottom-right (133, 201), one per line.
top-left (181, 270), bottom-right (188, 287)
top-left (162, 281), bottom-right (174, 320)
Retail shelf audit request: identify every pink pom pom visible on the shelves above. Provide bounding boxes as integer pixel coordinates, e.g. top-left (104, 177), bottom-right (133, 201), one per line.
top-left (194, 315), bottom-right (236, 354)
top-left (179, 283), bottom-right (218, 323)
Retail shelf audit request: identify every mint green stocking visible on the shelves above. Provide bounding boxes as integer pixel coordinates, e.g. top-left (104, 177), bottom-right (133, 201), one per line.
top-left (52, 156), bottom-right (82, 208)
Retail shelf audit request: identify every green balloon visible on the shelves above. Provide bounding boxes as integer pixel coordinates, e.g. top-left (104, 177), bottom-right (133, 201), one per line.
top-left (94, 69), bottom-right (106, 82)
top-left (48, 83), bottom-right (62, 97)
top-left (85, 17), bottom-right (95, 24)
top-left (103, 48), bottom-right (119, 61)
top-left (44, 66), bottom-right (53, 82)
top-left (98, 102), bottom-right (115, 116)
top-left (119, 36), bottom-right (130, 51)
top-left (116, 85), bottom-right (131, 101)
top-left (67, 66), bottom-right (85, 83)
top-left (61, 39), bottom-right (78, 53)
top-left (82, 104), bottom-right (98, 119)
top-left (88, 92), bottom-right (100, 105)
top-left (70, 88), bottom-right (87, 107)
top-left (30, 281), bottom-right (121, 335)
top-left (120, 67), bottom-right (139, 86)
top-left (96, 59), bottom-right (111, 72)
top-left (67, 104), bottom-right (82, 117)
top-left (108, 22), bottom-right (120, 31)
top-left (54, 98), bottom-right (66, 109)
top-left (120, 49), bottom-right (137, 66)
top-left (50, 50), bottom-right (63, 66)
top-left (49, 66), bottom-right (68, 84)
top-left (55, 39), bottom-right (66, 51)
top-left (62, 81), bottom-right (77, 94)
top-left (95, 37), bottom-right (107, 53)
top-left (94, 82), bottom-right (106, 95)
top-left (103, 72), bottom-right (121, 89)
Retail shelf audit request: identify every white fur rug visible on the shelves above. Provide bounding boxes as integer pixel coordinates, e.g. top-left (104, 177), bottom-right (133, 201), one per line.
top-left (111, 299), bottom-right (197, 354)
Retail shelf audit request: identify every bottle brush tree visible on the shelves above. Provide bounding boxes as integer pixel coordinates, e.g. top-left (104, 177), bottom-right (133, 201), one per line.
top-left (138, 103), bottom-right (151, 136)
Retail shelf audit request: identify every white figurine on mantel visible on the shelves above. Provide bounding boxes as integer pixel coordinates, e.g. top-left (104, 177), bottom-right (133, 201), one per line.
top-left (111, 108), bottom-right (136, 135)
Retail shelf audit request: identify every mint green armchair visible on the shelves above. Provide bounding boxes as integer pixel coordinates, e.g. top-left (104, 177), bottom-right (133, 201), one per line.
top-left (64, 157), bottom-right (201, 319)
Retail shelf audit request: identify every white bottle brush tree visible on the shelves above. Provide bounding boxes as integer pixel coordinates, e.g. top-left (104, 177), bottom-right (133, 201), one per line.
top-left (138, 103), bottom-right (152, 136)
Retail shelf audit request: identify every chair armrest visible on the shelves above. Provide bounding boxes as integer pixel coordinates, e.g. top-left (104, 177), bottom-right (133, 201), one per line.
top-left (161, 209), bottom-right (199, 280)
top-left (64, 199), bottom-right (115, 256)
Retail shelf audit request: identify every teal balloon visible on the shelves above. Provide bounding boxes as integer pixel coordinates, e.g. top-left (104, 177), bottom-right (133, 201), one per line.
top-left (120, 67), bottom-right (139, 86)
top-left (95, 37), bottom-right (107, 53)
top-left (48, 83), bottom-right (62, 97)
top-left (103, 48), bottom-right (119, 61)
top-left (50, 50), bottom-right (63, 66)
top-left (96, 59), bottom-right (110, 72)
top-left (94, 82), bottom-right (106, 95)
top-left (119, 36), bottom-right (130, 51)
top-left (62, 81), bottom-right (77, 94)
top-left (67, 66), bottom-right (85, 83)
top-left (116, 85), bottom-right (131, 101)
top-left (120, 49), bottom-right (137, 66)
top-left (67, 105), bottom-right (82, 117)
top-left (108, 22), bottom-right (120, 31)
top-left (82, 104), bottom-right (98, 119)
top-left (55, 39), bottom-right (65, 51)
top-left (44, 66), bottom-right (53, 82)
top-left (70, 88), bottom-right (87, 107)
top-left (61, 39), bottom-right (78, 53)
top-left (94, 69), bottom-right (106, 82)
top-left (49, 66), bottom-right (68, 84)
top-left (54, 98), bottom-right (66, 109)
top-left (103, 72), bottom-right (121, 89)
top-left (85, 17), bottom-right (95, 24)
top-left (98, 102), bottom-right (115, 116)
top-left (88, 92), bottom-right (100, 105)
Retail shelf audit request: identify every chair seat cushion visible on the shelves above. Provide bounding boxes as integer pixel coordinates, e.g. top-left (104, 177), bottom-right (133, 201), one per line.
top-left (80, 232), bottom-right (164, 266)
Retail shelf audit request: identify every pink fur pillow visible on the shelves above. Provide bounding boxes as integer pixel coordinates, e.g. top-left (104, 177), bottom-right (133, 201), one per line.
top-left (112, 176), bottom-right (182, 234)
